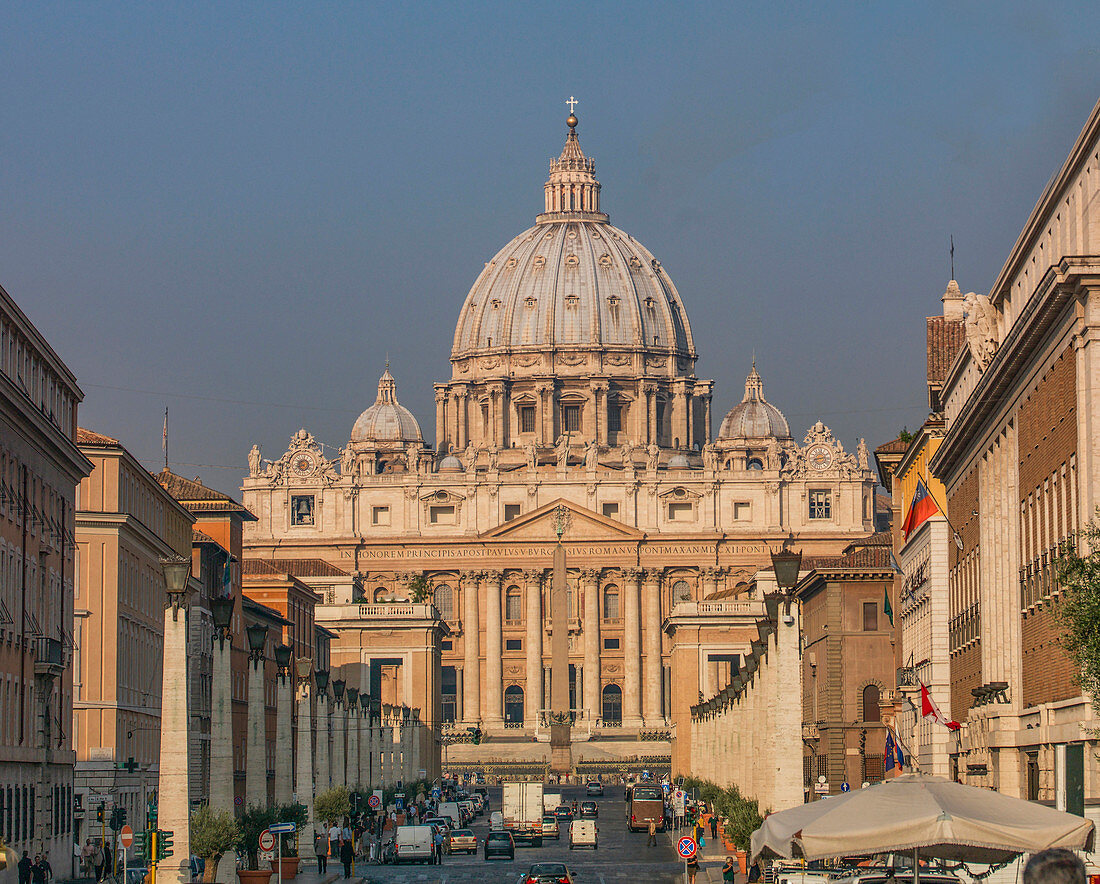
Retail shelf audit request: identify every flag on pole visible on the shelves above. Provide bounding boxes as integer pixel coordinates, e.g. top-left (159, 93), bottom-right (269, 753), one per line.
top-left (883, 584), bottom-right (894, 626)
top-left (162, 407), bottom-right (169, 468)
top-left (223, 557), bottom-right (232, 593)
top-left (920, 682), bottom-right (961, 730)
top-left (884, 728), bottom-right (906, 772)
top-left (902, 479), bottom-right (939, 540)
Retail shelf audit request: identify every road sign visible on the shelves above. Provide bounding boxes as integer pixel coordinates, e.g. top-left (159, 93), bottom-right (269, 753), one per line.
top-left (677, 837), bottom-right (697, 859)
top-left (258, 829), bottom-right (275, 852)
top-left (840, 782), bottom-right (851, 793)
top-left (367, 794), bottom-right (381, 809)
top-left (269, 822), bottom-right (296, 834)
top-left (119, 825), bottom-right (134, 848)
top-left (814, 782), bottom-right (829, 794)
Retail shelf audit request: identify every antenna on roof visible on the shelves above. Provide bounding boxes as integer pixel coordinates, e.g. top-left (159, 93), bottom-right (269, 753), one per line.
top-left (950, 234), bottom-right (955, 280)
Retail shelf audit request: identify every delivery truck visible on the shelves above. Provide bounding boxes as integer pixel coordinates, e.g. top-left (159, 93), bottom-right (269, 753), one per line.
top-left (502, 781), bottom-right (544, 846)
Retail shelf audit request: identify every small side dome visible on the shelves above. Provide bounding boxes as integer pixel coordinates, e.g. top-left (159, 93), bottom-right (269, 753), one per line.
top-left (351, 368), bottom-right (423, 444)
top-left (438, 454), bottom-right (465, 473)
top-left (717, 362), bottom-right (791, 440)
top-left (668, 453), bottom-right (691, 470)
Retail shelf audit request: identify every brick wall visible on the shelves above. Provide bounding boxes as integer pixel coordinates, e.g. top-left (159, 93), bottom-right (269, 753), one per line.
top-left (1018, 344), bottom-right (1079, 708)
top-left (948, 464), bottom-right (981, 722)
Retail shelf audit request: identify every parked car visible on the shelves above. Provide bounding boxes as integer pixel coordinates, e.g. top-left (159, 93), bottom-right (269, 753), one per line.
top-left (585, 781), bottom-right (604, 796)
top-left (579, 800), bottom-right (598, 819)
top-left (541, 815), bottom-right (560, 840)
top-left (484, 830), bottom-right (516, 861)
top-left (523, 862), bottom-right (575, 884)
top-left (568, 819), bottom-right (598, 850)
top-left (446, 828), bottom-right (477, 855)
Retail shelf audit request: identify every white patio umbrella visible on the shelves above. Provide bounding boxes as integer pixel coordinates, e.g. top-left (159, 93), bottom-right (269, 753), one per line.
top-left (752, 774), bottom-right (1094, 881)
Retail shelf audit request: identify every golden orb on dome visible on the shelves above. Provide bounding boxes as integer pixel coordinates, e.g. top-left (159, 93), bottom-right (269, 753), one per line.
top-left (566, 113), bottom-right (578, 129)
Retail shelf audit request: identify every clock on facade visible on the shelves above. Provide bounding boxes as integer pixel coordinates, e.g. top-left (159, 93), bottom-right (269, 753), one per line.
top-left (292, 453), bottom-right (316, 477)
top-left (807, 444), bottom-right (833, 471)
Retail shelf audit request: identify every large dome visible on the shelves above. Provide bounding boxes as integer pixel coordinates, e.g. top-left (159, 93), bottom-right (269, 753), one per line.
top-left (717, 364), bottom-right (790, 440)
top-left (450, 116), bottom-right (696, 381)
top-left (351, 368), bottom-right (423, 444)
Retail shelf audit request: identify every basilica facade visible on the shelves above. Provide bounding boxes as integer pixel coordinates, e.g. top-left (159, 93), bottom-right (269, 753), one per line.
top-left (241, 114), bottom-right (876, 769)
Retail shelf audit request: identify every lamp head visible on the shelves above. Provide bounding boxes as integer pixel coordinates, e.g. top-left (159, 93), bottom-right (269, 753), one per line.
top-left (211, 595), bottom-right (235, 631)
top-left (315, 669), bottom-right (329, 694)
top-left (245, 622), bottom-right (269, 657)
top-left (332, 678), bottom-right (346, 703)
top-left (346, 687), bottom-right (359, 707)
top-left (295, 656), bottom-right (313, 680)
top-left (274, 643), bottom-right (293, 670)
top-left (770, 546), bottom-right (803, 591)
top-left (160, 554), bottom-right (192, 595)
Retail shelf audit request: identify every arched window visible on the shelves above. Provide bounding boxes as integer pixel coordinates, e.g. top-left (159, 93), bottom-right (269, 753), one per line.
top-left (862, 684), bottom-right (881, 722)
top-left (505, 587), bottom-right (522, 622)
top-left (601, 684), bottom-right (622, 724)
top-left (373, 587), bottom-right (389, 603)
top-left (603, 585), bottom-right (620, 620)
top-left (746, 458), bottom-right (763, 470)
top-left (672, 579), bottom-right (692, 604)
top-left (434, 583), bottom-right (454, 619)
top-left (504, 685), bottom-right (524, 725)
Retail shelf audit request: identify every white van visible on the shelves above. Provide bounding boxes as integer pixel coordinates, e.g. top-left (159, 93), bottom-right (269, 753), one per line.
top-left (393, 825), bottom-right (435, 864)
top-left (569, 819), bottom-right (598, 849)
top-left (437, 801), bottom-right (463, 829)
top-left (490, 811), bottom-right (504, 830)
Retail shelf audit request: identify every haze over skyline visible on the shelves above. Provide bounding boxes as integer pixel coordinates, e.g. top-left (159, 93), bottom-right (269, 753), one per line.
top-left (4, 2), bottom-right (1099, 494)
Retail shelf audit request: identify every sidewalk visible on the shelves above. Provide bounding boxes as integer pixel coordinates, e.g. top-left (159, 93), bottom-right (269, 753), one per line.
top-left (664, 819), bottom-right (745, 884)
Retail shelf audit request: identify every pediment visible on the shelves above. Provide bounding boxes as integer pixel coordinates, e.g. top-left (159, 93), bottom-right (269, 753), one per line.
top-left (657, 486), bottom-right (703, 501)
top-left (480, 498), bottom-right (643, 541)
top-left (419, 488), bottom-right (466, 503)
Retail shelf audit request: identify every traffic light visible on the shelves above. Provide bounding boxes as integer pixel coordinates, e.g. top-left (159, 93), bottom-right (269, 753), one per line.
top-left (118, 807), bottom-right (127, 826)
top-left (158, 829), bottom-right (174, 859)
top-left (132, 834), bottom-right (146, 862)
top-left (473, 727), bottom-right (482, 745)
top-left (96, 803), bottom-right (105, 823)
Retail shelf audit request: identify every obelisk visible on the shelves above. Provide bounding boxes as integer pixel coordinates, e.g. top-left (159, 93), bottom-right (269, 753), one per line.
top-left (549, 504), bottom-right (572, 775)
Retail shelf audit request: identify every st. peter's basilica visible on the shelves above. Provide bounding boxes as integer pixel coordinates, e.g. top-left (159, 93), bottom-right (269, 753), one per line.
top-left (241, 112), bottom-right (876, 771)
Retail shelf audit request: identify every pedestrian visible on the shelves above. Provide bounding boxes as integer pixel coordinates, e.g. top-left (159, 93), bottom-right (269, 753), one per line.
top-left (328, 820), bottom-right (342, 851)
top-left (81, 840), bottom-right (93, 879)
top-left (91, 843), bottom-right (104, 883)
top-left (313, 830), bottom-right (328, 874)
top-left (433, 827), bottom-right (444, 864)
top-left (1023, 848), bottom-right (1086, 884)
top-left (32, 855), bottom-right (53, 884)
top-left (647, 818), bottom-right (658, 847)
top-left (722, 856), bottom-right (737, 883)
top-left (710, 814), bottom-right (718, 841)
top-left (339, 837), bottom-right (353, 879)
top-left (687, 853), bottom-right (700, 884)
top-left (17, 851), bottom-right (33, 884)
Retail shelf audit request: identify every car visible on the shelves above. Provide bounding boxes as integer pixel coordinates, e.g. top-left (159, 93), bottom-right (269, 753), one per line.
top-left (446, 828), bottom-right (477, 855)
top-left (490, 811), bottom-right (505, 829)
top-left (568, 819), bottom-right (598, 850)
top-left (484, 830), bottom-right (516, 861)
top-left (585, 781), bottom-right (604, 796)
top-left (423, 816), bottom-right (450, 835)
top-left (541, 815), bottom-right (560, 840)
top-left (522, 862), bottom-right (575, 884)
top-left (553, 805), bottom-right (573, 825)
top-left (579, 800), bottom-right (598, 819)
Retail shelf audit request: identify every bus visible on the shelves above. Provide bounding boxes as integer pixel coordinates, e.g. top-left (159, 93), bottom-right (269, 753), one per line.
top-left (627, 784), bottom-right (665, 833)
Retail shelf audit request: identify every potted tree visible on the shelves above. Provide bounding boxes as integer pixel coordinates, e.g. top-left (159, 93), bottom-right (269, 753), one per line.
top-left (190, 806), bottom-right (240, 884)
top-left (270, 804), bottom-right (308, 880)
top-left (236, 805), bottom-right (276, 884)
top-left (314, 787), bottom-right (351, 834)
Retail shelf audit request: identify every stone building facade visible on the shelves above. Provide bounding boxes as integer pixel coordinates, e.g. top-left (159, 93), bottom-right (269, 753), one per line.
top-left (929, 97), bottom-right (1100, 813)
top-left (0, 282), bottom-right (91, 873)
top-left (242, 114), bottom-right (876, 771)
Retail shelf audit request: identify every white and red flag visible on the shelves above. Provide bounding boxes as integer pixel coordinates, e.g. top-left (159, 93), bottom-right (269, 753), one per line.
top-left (920, 682), bottom-right (960, 730)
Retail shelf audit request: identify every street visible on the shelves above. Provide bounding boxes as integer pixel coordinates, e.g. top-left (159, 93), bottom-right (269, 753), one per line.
top-left (358, 785), bottom-right (693, 884)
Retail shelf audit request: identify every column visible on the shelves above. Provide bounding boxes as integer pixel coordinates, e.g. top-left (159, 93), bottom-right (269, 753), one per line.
top-left (294, 670), bottom-right (314, 870)
top-left (590, 381), bottom-right (608, 444)
top-left (275, 665), bottom-right (293, 804)
top-left (537, 383), bottom-right (554, 444)
top-left (157, 599), bottom-right (191, 884)
top-left (462, 574), bottom-right (481, 724)
top-left (581, 569), bottom-right (601, 723)
top-left (411, 717), bottom-right (422, 781)
top-left (211, 634), bottom-right (234, 884)
top-left (346, 692), bottom-right (360, 788)
top-left (380, 719), bottom-right (393, 787)
top-left (456, 669), bottom-right (464, 723)
top-left (246, 645), bottom-right (267, 806)
top-left (315, 687), bottom-right (330, 793)
top-left (358, 706), bottom-right (370, 790)
top-left (524, 570), bottom-right (544, 728)
top-left (484, 570), bottom-right (504, 726)
top-left (434, 388), bottom-right (448, 453)
top-left (332, 696), bottom-right (346, 789)
top-left (643, 570), bottom-right (663, 725)
top-left (623, 568), bottom-right (643, 727)
top-left (373, 719), bottom-right (384, 789)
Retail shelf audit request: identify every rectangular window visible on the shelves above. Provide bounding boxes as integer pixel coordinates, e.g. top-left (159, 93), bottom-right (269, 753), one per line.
top-left (429, 505), bottom-right (456, 525)
top-left (441, 640), bottom-right (453, 651)
top-left (519, 406), bottom-right (536, 434)
top-left (504, 504), bottom-right (521, 522)
top-left (371, 505), bottom-right (390, 526)
top-left (667, 502), bottom-right (693, 521)
top-left (562, 404), bottom-right (581, 433)
top-left (601, 502), bottom-right (619, 518)
top-left (862, 601), bottom-right (877, 631)
top-left (607, 403), bottom-right (622, 433)
top-left (290, 495), bottom-right (315, 526)
top-left (733, 501), bottom-right (751, 521)
top-left (809, 490), bottom-right (831, 520)
top-left (505, 638), bottom-right (523, 651)
top-left (603, 638), bottom-right (620, 650)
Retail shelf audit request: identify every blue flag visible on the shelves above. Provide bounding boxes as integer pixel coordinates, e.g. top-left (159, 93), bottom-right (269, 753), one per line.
top-left (223, 557), bottom-right (232, 593)
top-left (884, 729), bottom-right (906, 772)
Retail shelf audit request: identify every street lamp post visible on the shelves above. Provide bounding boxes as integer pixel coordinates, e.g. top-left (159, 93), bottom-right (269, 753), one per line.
top-left (158, 554), bottom-right (193, 884)
top-left (209, 595), bottom-right (235, 884)
top-left (294, 657), bottom-right (315, 870)
top-left (245, 622), bottom-right (269, 806)
top-left (358, 695), bottom-right (370, 793)
top-left (380, 704), bottom-right (392, 788)
top-left (769, 541), bottom-right (804, 802)
top-left (331, 679), bottom-right (346, 789)
top-left (345, 687), bottom-right (360, 789)
top-left (409, 708), bottom-right (422, 782)
top-left (314, 669), bottom-right (330, 793)
top-left (274, 643), bottom-right (294, 804)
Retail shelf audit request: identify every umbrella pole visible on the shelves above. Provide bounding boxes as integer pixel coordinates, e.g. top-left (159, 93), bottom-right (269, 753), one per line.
top-left (913, 847), bottom-right (919, 884)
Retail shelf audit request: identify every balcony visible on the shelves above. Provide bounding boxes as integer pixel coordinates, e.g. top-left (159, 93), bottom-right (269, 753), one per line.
top-left (33, 635), bottom-right (65, 677)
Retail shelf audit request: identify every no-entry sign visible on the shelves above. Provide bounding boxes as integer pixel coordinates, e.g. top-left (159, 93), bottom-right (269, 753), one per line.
top-left (258, 829), bottom-right (275, 852)
top-left (119, 826), bottom-right (134, 849)
top-left (677, 837), bottom-right (697, 859)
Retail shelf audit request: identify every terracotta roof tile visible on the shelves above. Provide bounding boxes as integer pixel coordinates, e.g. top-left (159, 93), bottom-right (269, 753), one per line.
top-left (875, 436), bottom-right (909, 454)
top-left (191, 528), bottom-right (222, 546)
top-left (77, 427), bottom-right (120, 446)
top-left (926, 316), bottom-right (966, 384)
top-left (156, 468), bottom-right (256, 519)
top-left (242, 557), bottom-right (349, 578)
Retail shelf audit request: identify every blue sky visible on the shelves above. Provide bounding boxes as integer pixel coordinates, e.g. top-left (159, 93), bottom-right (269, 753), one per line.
top-left (3, 2), bottom-right (1098, 493)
